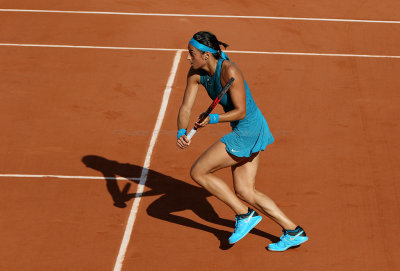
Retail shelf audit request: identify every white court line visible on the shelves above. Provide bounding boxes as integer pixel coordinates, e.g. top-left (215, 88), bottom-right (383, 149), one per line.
top-left (0, 174), bottom-right (140, 181)
top-left (227, 49), bottom-right (400, 59)
top-left (113, 49), bottom-right (182, 271)
top-left (0, 43), bottom-right (179, 51)
top-left (0, 43), bottom-right (400, 59)
top-left (1, 8), bottom-right (400, 24)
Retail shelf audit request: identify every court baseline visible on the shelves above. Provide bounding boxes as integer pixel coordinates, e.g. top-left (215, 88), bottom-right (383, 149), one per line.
top-left (1, 8), bottom-right (400, 24)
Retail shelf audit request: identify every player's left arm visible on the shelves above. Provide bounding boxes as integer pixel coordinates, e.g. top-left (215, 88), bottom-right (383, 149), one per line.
top-left (195, 62), bottom-right (246, 128)
top-left (217, 62), bottom-right (246, 123)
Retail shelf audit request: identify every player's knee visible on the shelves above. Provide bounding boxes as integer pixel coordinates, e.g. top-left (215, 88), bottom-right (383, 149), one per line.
top-left (190, 164), bottom-right (203, 182)
top-left (235, 186), bottom-right (256, 204)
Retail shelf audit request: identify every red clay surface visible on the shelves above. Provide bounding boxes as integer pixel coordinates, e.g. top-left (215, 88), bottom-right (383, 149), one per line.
top-left (1, 2), bottom-right (400, 271)
top-left (2, 11), bottom-right (400, 56)
top-left (2, 0), bottom-right (400, 20)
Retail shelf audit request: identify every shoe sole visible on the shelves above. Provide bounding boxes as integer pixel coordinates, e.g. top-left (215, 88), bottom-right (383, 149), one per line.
top-left (267, 237), bottom-right (309, 252)
top-left (228, 216), bottom-right (262, 244)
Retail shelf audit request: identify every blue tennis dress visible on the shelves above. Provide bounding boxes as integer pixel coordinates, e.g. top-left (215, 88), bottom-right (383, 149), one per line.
top-left (200, 58), bottom-right (274, 157)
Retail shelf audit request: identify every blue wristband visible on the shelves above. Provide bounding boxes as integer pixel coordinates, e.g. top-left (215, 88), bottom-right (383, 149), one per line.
top-left (209, 114), bottom-right (219, 124)
top-left (177, 129), bottom-right (187, 139)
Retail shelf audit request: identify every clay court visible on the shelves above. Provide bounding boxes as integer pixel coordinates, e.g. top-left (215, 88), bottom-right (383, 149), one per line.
top-left (1, 1), bottom-right (400, 270)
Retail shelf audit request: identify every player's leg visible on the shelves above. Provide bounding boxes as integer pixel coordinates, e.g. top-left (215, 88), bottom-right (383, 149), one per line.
top-left (190, 140), bottom-right (248, 215)
top-left (231, 152), bottom-right (297, 230)
top-left (191, 141), bottom-right (267, 244)
top-left (232, 152), bottom-right (308, 250)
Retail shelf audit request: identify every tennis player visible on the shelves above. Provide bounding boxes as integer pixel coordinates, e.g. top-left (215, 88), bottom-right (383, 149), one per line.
top-left (177, 31), bottom-right (308, 251)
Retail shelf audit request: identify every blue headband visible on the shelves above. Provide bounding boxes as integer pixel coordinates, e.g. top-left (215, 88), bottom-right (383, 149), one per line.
top-left (189, 38), bottom-right (229, 60)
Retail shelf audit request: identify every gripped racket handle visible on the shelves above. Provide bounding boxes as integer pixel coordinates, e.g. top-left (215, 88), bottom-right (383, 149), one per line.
top-left (186, 127), bottom-right (197, 140)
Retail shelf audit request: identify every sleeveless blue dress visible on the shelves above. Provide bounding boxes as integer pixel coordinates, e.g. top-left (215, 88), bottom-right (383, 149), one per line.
top-left (200, 58), bottom-right (274, 157)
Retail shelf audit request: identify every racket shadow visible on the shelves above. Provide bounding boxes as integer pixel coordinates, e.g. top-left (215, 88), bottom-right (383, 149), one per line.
top-left (82, 155), bottom-right (280, 249)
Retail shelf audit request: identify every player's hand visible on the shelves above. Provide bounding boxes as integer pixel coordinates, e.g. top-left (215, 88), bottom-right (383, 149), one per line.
top-left (177, 134), bottom-right (191, 149)
top-left (194, 113), bottom-right (209, 128)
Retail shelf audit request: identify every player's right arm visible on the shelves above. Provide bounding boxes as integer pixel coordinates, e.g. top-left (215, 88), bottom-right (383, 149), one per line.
top-left (177, 68), bottom-right (200, 149)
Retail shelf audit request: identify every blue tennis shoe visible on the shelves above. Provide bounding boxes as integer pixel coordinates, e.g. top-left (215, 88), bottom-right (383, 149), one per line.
top-left (267, 226), bottom-right (308, 251)
top-left (228, 208), bottom-right (262, 244)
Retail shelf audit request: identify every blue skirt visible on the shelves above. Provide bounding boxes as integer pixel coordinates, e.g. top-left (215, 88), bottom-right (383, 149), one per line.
top-left (220, 109), bottom-right (274, 158)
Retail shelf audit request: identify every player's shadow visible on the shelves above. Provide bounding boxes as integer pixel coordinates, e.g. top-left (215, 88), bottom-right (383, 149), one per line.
top-left (82, 155), bottom-right (280, 249)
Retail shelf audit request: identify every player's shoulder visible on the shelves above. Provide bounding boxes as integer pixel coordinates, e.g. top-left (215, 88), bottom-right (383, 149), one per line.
top-left (221, 60), bottom-right (243, 82)
top-left (222, 60), bottom-right (241, 73)
top-left (187, 67), bottom-right (201, 84)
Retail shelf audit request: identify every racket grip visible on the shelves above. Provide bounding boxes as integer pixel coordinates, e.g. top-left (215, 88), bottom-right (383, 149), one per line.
top-left (186, 127), bottom-right (197, 140)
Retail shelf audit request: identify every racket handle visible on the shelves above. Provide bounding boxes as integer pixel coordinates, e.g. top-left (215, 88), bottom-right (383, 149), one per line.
top-left (186, 127), bottom-right (197, 140)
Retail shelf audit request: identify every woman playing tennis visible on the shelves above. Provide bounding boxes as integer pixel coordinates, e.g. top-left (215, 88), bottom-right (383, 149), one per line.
top-left (177, 31), bottom-right (308, 251)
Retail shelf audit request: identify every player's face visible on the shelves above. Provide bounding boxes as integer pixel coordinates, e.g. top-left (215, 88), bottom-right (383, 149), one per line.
top-left (187, 44), bottom-right (206, 69)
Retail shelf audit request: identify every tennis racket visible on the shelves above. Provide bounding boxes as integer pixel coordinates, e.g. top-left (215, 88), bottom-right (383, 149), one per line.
top-left (186, 77), bottom-right (235, 140)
